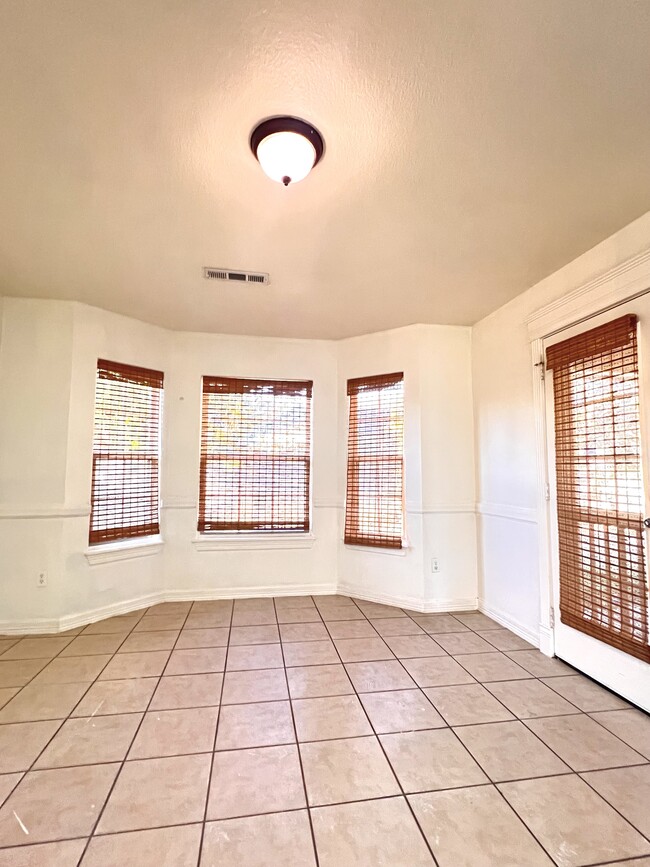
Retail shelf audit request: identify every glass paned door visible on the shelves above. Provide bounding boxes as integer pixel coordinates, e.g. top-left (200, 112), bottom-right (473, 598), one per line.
top-left (545, 301), bottom-right (650, 711)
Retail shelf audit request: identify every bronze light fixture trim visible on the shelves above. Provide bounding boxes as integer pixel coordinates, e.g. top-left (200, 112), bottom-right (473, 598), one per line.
top-left (250, 116), bottom-right (325, 186)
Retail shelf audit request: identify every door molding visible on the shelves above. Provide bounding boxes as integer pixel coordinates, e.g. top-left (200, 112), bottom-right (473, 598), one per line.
top-left (526, 247), bottom-right (650, 340)
top-left (528, 245), bottom-right (650, 657)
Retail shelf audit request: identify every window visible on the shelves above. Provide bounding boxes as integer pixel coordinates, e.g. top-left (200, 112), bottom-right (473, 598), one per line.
top-left (547, 314), bottom-right (650, 662)
top-left (345, 372), bottom-right (404, 548)
top-left (198, 376), bottom-right (312, 533)
top-left (89, 360), bottom-right (164, 544)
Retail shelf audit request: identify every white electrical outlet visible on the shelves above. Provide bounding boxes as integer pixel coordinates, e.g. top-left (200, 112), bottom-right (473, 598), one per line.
top-left (431, 558), bottom-right (440, 573)
top-left (37, 571), bottom-right (47, 588)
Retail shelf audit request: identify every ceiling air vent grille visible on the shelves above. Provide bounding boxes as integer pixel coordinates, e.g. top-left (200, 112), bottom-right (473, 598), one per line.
top-left (203, 267), bottom-right (270, 285)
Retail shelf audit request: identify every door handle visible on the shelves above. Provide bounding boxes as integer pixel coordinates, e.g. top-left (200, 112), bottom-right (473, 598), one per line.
top-left (645, 518), bottom-right (650, 528)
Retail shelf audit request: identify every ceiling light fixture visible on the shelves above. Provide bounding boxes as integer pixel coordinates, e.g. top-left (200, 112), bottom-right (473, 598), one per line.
top-left (250, 117), bottom-right (324, 187)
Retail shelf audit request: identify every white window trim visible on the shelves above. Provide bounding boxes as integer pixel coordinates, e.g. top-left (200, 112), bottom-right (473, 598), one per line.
top-left (199, 377), bottom-right (313, 539)
top-left (193, 532), bottom-right (316, 552)
top-left (85, 535), bottom-right (164, 565)
top-left (344, 543), bottom-right (408, 556)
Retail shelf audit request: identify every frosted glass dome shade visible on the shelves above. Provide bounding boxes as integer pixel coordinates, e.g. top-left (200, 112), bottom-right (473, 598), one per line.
top-left (256, 131), bottom-right (316, 185)
top-left (250, 118), bottom-right (324, 186)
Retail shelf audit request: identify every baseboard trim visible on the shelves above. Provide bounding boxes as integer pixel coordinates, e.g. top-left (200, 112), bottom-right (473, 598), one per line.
top-left (421, 597), bottom-right (478, 614)
top-left (0, 617), bottom-right (62, 635)
top-left (338, 583), bottom-right (424, 611)
top-left (59, 592), bottom-right (166, 632)
top-left (4, 584), bottom-right (494, 634)
top-left (338, 583), bottom-right (477, 614)
top-left (163, 584), bottom-right (337, 602)
top-left (0, 592), bottom-right (165, 635)
top-left (478, 598), bottom-right (540, 648)
top-left (1, 585), bottom-right (338, 634)
top-left (538, 624), bottom-right (555, 657)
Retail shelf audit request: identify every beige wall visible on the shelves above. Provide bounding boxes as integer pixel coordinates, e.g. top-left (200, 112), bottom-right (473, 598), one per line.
top-left (162, 328), bottom-right (339, 600)
top-left (0, 300), bottom-right (475, 628)
top-left (0, 299), bottom-right (73, 505)
top-left (6, 206), bottom-right (649, 633)
top-left (337, 325), bottom-right (477, 611)
top-left (473, 210), bottom-right (650, 641)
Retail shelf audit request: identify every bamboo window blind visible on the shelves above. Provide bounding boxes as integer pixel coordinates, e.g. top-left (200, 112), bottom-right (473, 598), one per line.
top-left (89, 360), bottom-right (163, 544)
top-left (344, 372), bottom-right (404, 549)
top-left (198, 377), bottom-right (313, 533)
top-left (547, 314), bottom-right (650, 662)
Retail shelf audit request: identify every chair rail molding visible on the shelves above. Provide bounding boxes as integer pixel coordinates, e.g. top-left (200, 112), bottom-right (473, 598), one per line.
top-left (162, 497), bottom-right (196, 510)
top-left (0, 504), bottom-right (90, 519)
top-left (313, 497), bottom-right (343, 509)
top-left (414, 502), bottom-right (476, 515)
top-left (477, 502), bottom-right (537, 523)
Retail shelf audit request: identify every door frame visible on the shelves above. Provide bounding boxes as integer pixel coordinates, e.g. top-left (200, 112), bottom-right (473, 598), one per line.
top-left (527, 246), bottom-right (650, 658)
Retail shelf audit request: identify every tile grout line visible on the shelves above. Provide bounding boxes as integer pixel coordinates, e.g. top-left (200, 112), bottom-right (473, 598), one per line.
top-left (518, 710), bottom-right (649, 759)
top-left (1, 767), bottom-right (649, 861)
top-left (575, 772), bottom-right (650, 847)
top-left (0, 629), bottom-right (103, 811)
top-left (319, 600), bottom-right (442, 867)
top-left (440, 614), bottom-right (650, 856)
top-left (0, 606), bottom-right (155, 857)
top-left (407, 613), bottom-right (573, 865)
top-left (358, 606), bottom-right (577, 866)
top-left (195, 600), bottom-right (234, 867)
top-left (446, 630), bottom-right (650, 854)
top-left (428, 613), bottom-right (650, 852)
top-left (7, 743), bottom-right (647, 778)
top-left (273, 595), bottom-right (321, 867)
top-left (403, 611), bottom-right (574, 864)
top-left (412, 625), bottom-right (567, 865)
top-left (489, 782), bottom-right (562, 865)
top-left (0, 606), bottom-right (152, 821)
top-left (0, 612), bottom-right (141, 712)
top-left (75, 602), bottom-right (198, 864)
top-left (0, 604), bottom-right (150, 701)
top-left (2, 777), bottom-right (580, 855)
top-left (416, 616), bottom-right (647, 755)
top-left (584, 855), bottom-right (650, 866)
top-left (0, 597), bottom-right (648, 861)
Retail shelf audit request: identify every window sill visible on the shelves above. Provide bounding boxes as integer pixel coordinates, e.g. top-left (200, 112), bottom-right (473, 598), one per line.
top-left (344, 543), bottom-right (408, 556)
top-left (84, 536), bottom-right (164, 565)
top-left (193, 533), bottom-right (316, 552)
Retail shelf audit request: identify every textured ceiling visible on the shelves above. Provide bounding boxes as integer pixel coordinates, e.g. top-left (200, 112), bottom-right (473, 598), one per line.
top-left (1, 0), bottom-right (649, 338)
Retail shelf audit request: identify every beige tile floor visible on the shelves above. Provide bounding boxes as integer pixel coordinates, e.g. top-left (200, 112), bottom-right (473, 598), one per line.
top-left (0, 595), bottom-right (648, 866)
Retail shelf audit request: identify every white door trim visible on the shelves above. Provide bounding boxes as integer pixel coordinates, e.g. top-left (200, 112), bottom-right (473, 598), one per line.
top-left (526, 247), bottom-right (650, 340)
top-left (527, 245), bottom-right (650, 657)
